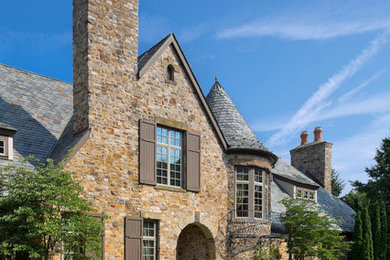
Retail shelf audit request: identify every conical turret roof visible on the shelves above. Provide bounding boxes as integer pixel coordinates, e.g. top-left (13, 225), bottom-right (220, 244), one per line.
top-left (206, 78), bottom-right (274, 157)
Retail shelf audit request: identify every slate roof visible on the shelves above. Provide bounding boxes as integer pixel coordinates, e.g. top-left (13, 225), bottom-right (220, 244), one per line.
top-left (138, 34), bottom-right (171, 74)
top-left (206, 79), bottom-right (273, 154)
top-left (272, 159), bottom-right (319, 187)
top-left (0, 63), bottom-right (73, 167)
top-left (271, 158), bottom-right (356, 234)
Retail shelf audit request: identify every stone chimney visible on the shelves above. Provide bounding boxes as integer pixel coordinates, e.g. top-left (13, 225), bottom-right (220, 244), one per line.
top-left (73, 0), bottom-right (139, 135)
top-left (290, 127), bottom-right (332, 193)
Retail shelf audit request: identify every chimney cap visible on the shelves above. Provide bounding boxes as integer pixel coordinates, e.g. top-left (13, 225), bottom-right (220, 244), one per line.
top-left (301, 130), bottom-right (309, 134)
top-left (315, 126), bottom-right (322, 130)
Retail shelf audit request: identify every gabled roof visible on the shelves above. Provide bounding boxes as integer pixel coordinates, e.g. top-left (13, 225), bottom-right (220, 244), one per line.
top-left (206, 79), bottom-right (277, 162)
top-left (138, 34), bottom-right (171, 75)
top-left (272, 159), bottom-right (319, 188)
top-left (137, 33), bottom-right (228, 150)
top-left (271, 158), bottom-right (355, 234)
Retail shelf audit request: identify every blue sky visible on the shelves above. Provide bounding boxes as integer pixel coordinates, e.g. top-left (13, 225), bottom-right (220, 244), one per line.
top-left (1, 0), bottom-right (390, 195)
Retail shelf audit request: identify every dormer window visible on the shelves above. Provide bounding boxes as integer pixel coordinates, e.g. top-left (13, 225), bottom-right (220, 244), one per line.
top-left (0, 136), bottom-right (13, 160)
top-left (167, 64), bottom-right (175, 82)
top-left (295, 187), bottom-right (316, 202)
top-left (0, 140), bottom-right (5, 155)
top-left (0, 123), bottom-right (16, 161)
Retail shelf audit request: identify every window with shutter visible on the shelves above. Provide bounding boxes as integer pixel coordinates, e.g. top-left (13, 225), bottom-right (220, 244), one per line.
top-left (156, 126), bottom-right (183, 187)
top-left (139, 120), bottom-right (157, 185)
top-left (125, 217), bottom-right (143, 260)
top-left (185, 132), bottom-right (201, 192)
top-left (139, 119), bottom-right (201, 192)
top-left (125, 217), bottom-right (159, 260)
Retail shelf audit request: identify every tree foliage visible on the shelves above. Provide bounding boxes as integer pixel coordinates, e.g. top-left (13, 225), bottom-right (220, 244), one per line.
top-left (331, 169), bottom-right (345, 197)
top-left (341, 190), bottom-right (367, 212)
top-left (280, 198), bottom-right (350, 260)
top-left (361, 206), bottom-right (374, 260)
top-left (351, 134), bottom-right (390, 258)
top-left (351, 211), bottom-right (363, 259)
top-left (352, 135), bottom-right (390, 212)
top-left (0, 158), bottom-right (105, 260)
top-left (371, 201), bottom-right (381, 260)
top-left (380, 201), bottom-right (388, 260)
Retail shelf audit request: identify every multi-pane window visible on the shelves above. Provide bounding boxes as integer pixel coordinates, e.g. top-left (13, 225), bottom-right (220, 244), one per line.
top-left (0, 140), bottom-right (4, 155)
top-left (254, 169), bottom-right (263, 219)
top-left (236, 167), bottom-right (249, 217)
top-left (156, 126), bottom-right (182, 187)
top-left (143, 220), bottom-right (157, 260)
top-left (296, 187), bottom-right (316, 202)
top-left (235, 166), bottom-right (269, 220)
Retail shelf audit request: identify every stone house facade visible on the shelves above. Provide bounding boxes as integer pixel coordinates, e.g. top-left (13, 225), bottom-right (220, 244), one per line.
top-left (0, 0), bottom-right (355, 259)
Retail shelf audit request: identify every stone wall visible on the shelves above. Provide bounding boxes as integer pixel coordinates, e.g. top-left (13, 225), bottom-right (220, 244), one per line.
top-left (73, 0), bottom-right (139, 134)
top-left (67, 41), bottom-right (230, 259)
top-left (290, 141), bottom-right (332, 193)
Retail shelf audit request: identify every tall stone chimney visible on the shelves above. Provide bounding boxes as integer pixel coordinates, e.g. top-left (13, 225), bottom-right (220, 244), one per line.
top-left (73, 0), bottom-right (139, 135)
top-left (290, 127), bottom-right (333, 193)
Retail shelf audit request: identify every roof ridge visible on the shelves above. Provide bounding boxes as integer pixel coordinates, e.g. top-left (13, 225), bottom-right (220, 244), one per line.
top-left (0, 63), bottom-right (72, 85)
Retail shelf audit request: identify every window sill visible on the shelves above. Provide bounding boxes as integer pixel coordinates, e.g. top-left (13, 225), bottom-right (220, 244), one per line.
top-left (165, 79), bottom-right (177, 86)
top-left (0, 155), bottom-right (10, 160)
top-left (154, 185), bottom-right (186, 193)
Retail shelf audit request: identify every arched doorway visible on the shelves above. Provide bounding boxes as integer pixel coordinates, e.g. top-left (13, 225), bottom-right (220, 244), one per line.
top-left (176, 223), bottom-right (216, 260)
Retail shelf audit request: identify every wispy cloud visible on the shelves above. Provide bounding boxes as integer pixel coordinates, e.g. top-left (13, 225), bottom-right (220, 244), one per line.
top-left (266, 32), bottom-right (389, 147)
top-left (333, 114), bottom-right (390, 194)
top-left (218, 19), bottom-right (390, 40)
top-left (338, 70), bottom-right (385, 103)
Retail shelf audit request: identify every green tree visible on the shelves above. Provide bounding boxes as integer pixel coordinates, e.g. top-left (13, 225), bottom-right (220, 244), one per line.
top-left (341, 190), bottom-right (367, 212)
top-left (351, 134), bottom-right (390, 258)
top-left (351, 211), bottom-right (363, 260)
top-left (0, 158), bottom-right (105, 260)
top-left (361, 206), bottom-right (374, 260)
top-left (370, 201), bottom-right (381, 260)
top-left (280, 198), bottom-right (350, 260)
top-left (380, 201), bottom-right (388, 260)
top-left (352, 135), bottom-right (390, 212)
top-left (331, 169), bottom-right (345, 197)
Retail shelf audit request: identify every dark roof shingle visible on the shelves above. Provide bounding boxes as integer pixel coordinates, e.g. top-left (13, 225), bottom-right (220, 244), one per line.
top-left (206, 79), bottom-right (271, 153)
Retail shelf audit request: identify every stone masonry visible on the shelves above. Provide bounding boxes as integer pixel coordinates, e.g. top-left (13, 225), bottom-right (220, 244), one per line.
top-left (69, 8), bottom-right (230, 256)
top-left (290, 138), bottom-right (333, 193)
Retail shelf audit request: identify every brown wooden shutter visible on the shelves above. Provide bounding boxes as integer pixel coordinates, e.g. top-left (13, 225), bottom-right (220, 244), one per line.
top-left (139, 120), bottom-right (157, 185)
top-left (185, 132), bottom-right (201, 192)
top-left (125, 217), bottom-right (143, 260)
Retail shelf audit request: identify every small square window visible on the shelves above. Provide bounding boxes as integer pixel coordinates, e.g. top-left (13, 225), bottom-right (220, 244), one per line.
top-left (296, 189), bottom-right (303, 198)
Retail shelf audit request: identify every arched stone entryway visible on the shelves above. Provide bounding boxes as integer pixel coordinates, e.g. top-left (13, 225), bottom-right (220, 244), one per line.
top-left (176, 223), bottom-right (216, 260)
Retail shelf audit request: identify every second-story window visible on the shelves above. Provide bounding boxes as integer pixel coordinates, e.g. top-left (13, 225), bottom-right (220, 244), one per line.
top-left (235, 166), bottom-right (269, 220)
top-left (156, 126), bottom-right (182, 187)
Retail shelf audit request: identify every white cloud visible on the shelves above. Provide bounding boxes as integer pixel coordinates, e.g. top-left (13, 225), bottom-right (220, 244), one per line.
top-left (320, 92), bottom-right (390, 120)
top-left (265, 32), bottom-right (389, 147)
top-left (332, 114), bottom-right (390, 195)
top-left (218, 20), bottom-right (390, 40)
top-left (338, 70), bottom-right (385, 103)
